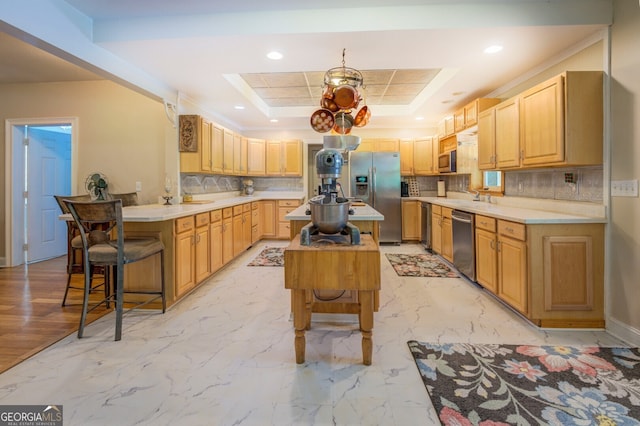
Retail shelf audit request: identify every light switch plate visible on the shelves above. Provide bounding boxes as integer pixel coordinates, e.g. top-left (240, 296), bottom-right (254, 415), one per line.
top-left (136, 181), bottom-right (142, 191)
top-left (611, 179), bottom-right (638, 197)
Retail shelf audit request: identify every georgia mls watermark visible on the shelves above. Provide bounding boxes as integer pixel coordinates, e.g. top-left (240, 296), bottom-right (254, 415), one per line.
top-left (0, 405), bottom-right (62, 426)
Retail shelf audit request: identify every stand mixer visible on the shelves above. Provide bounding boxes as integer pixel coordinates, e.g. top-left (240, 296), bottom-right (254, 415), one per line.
top-left (301, 135), bottom-right (362, 245)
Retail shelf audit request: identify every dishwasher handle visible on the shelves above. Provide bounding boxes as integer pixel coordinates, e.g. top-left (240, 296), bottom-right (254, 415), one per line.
top-left (451, 210), bottom-right (473, 223)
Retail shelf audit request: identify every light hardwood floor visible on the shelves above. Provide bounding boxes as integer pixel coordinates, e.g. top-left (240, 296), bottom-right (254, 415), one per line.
top-left (0, 256), bottom-right (110, 373)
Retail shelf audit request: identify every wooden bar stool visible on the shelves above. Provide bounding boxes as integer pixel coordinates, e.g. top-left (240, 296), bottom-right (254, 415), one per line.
top-left (66, 199), bottom-right (166, 341)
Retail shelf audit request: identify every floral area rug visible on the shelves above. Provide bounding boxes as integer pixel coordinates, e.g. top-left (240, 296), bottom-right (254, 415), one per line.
top-left (247, 247), bottom-right (284, 267)
top-left (385, 253), bottom-right (458, 278)
top-left (407, 341), bottom-right (640, 425)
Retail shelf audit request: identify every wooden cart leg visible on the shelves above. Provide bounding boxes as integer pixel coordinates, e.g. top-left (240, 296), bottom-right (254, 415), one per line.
top-left (292, 289), bottom-right (307, 364)
top-left (359, 290), bottom-right (374, 365)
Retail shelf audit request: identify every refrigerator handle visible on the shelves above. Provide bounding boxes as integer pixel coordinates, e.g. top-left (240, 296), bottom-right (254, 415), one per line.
top-left (371, 167), bottom-right (376, 207)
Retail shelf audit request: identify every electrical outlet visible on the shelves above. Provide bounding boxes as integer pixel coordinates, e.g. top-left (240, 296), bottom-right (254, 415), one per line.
top-left (611, 179), bottom-right (638, 197)
top-left (136, 181), bottom-right (142, 192)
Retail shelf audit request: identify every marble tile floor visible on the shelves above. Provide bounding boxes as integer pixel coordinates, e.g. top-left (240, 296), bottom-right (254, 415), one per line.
top-left (0, 241), bottom-right (626, 426)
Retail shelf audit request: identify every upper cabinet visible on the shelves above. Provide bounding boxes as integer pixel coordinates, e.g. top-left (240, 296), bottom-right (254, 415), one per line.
top-left (358, 138), bottom-right (400, 152)
top-left (247, 138), bottom-right (266, 176)
top-left (179, 115), bottom-right (212, 174)
top-left (520, 71), bottom-right (603, 167)
top-left (413, 137), bottom-right (436, 175)
top-left (233, 134), bottom-right (248, 175)
top-left (266, 139), bottom-right (302, 176)
top-left (399, 140), bottom-right (415, 175)
top-left (478, 71), bottom-right (603, 171)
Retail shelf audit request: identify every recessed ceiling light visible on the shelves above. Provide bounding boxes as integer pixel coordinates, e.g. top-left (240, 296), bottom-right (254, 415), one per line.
top-left (270, 119), bottom-right (279, 123)
top-left (415, 116), bottom-right (424, 121)
top-left (484, 45), bottom-right (503, 54)
top-left (234, 105), bottom-right (245, 110)
top-left (267, 51), bottom-right (283, 60)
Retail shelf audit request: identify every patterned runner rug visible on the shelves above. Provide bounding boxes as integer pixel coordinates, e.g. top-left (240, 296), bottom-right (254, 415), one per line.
top-left (408, 341), bottom-right (640, 425)
top-left (247, 247), bottom-right (284, 266)
top-left (385, 253), bottom-right (458, 278)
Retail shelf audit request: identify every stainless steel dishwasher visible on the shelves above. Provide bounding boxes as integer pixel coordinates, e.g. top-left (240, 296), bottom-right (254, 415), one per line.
top-left (451, 210), bottom-right (475, 281)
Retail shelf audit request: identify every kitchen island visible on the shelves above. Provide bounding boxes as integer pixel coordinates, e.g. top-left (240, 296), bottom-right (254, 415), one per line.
top-left (78, 192), bottom-right (306, 308)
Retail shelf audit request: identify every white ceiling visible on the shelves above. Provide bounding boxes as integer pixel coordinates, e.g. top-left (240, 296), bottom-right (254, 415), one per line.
top-left (0, 1), bottom-right (610, 133)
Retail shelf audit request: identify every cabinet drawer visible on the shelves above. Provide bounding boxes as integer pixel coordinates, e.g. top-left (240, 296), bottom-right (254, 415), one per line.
top-left (442, 207), bottom-right (453, 219)
top-left (175, 216), bottom-right (194, 234)
top-left (223, 207), bottom-right (232, 219)
top-left (210, 209), bottom-right (222, 222)
top-left (476, 215), bottom-right (496, 232)
top-left (195, 213), bottom-right (209, 227)
top-left (278, 206), bottom-right (296, 222)
top-left (252, 209), bottom-right (259, 221)
top-left (251, 202), bottom-right (259, 210)
top-left (278, 199), bottom-right (300, 208)
top-left (242, 203), bottom-right (251, 212)
top-left (498, 220), bottom-right (526, 241)
top-left (233, 205), bottom-right (243, 216)
top-left (432, 204), bottom-right (442, 215)
top-left (278, 222), bottom-right (291, 237)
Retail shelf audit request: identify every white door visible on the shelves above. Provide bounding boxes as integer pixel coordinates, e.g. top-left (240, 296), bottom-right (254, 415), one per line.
top-left (26, 127), bottom-right (71, 263)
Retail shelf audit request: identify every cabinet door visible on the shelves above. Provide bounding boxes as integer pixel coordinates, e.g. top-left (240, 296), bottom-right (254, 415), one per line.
top-left (265, 140), bottom-right (282, 175)
top-left (377, 139), bottom-right (399, 152)
top-left (247, 138), bottom-right (266, 176)
top-left (431, 212), bottom-right (442, 254)
top-left (495, 97), bottom-right (520, 169)
top-left (498, 236), bottom-right (528, 314)
top-left (413, 137), bottom-right (434, 175)
top-left (199, 118), bottom-right (212, 172)
top-left (232, 213), bottom-right (244, 257)
top-left (211, 125), bottom-right (224, 174)
top-left (441, 216), bottom-right (453, 262)
top-left (222, 217), bottom-right (233, 265)
top-left (399, 140), bottom-right (414, 175)
top-left (233, 133), bottom-right (247, 175)
top-left (475, 228), bottom-right (497, 294)
top-left (223, 130), bottom-right (234, 174)
top-left (283, 140), bottom-right (302, 176)
top-left (194, 224), bottom-right (210, 283)
top-left (175, 231), bottom-right (195, 296)
top-left (261, 201), bottom-right (276, 237)
top-left (477, 108), bottom-right (495, 170)
top-left (520, 74), bottom-right (564, 166)
top-left (464, 100), bottom-right (478, 127)
top-left (210, 220), bottom-right (223, 273)
top-left (454, 109), bottom-right (465, 133)
top-left (401, 200), bottom-right (421, 240)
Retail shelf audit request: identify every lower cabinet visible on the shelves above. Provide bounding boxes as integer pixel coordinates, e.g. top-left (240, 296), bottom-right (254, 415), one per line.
top-left (194, 213), bottom-right (211, 283)
top-left (431, 205), bottom-right (442, 254)
top-left (261, 200), bottom-right (276, 238)
top-left (210, 209), bottom-right (223, 273)
top-left (496, 220), bottom-right (528, 315)
top-left (222, 208), bottom-right (234, 265)
top-left (175, 216), bottom-right (196, 297)
top-left (251, 202), bottom-right (261, 243)
top-left (401, 200), bottom-right (421, 241)
top-left (441, 208), bottom-right (453, 262)
top-left (475, 215), bottom-right (498, 294)
top-left (277, 199), bottom-right (300, 239)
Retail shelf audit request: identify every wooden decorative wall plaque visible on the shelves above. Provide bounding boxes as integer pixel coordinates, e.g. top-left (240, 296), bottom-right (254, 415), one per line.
top-left (179, 115), bottom-right (199, 152)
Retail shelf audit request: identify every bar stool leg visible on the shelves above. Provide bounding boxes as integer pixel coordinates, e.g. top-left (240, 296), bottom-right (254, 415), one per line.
top-left (114, 263), bottom-right (124, 341)
top-left (77, 257), bottom-right (92, 338)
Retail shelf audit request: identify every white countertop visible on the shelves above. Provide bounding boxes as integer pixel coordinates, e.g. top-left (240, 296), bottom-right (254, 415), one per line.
top-left (408, 196), bottom-right (606, 224)
top-left (284, 203), bottom-right (384, 221)
top-left (61, 192), bottom-right (306, 223)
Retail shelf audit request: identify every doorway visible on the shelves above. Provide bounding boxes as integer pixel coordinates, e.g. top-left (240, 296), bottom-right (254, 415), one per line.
top-left (4, 118), bottom-right (78, 267)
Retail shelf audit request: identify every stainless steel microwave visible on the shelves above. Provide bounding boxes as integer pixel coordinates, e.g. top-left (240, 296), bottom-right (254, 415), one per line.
top-left (438, 150), bottom-right (457, 173)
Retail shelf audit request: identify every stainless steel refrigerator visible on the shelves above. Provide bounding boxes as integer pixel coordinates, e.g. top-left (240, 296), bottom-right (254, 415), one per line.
top-left (346, 151), bottom-right (401, 244)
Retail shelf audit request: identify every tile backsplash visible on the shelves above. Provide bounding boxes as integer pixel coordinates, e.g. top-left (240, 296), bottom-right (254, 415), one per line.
top-left (405, 165), bottom-right (603, 203)
top-left (180, 174), bottom-right (303, 195)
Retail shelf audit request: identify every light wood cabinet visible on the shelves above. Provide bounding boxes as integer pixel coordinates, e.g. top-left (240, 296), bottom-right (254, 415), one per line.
top-left (179, 116), bottom-right (213, 174)
top-left (454, 109), bottom-right (465, 133)
top-left (223, 130), bottom-right (234, 174)
top-left (211, 125), bottom-right (224, 174)
top-left (266, 140), bottom-right (302, 176)
top-left (478, 108), bottom-right (496, 170)
top-left (520, 71), bottom-right (603, 167)
top-left (475, 215), bottom-right (498, 294)
top-left (437, 116), bottom-right (455, 139)
top-left (222, 208), bottom-right (233, 265)
top-left (441, 207), bottom-right (453, 262)
top-left (497, 220), bottom-right (528, 315)
top-left (232, 204), bottom-right (252, 257)
top-left (413, 137), bottom-right (436, 175)
top-left (247, 138), bottom-right (266, 176)
top-left (233, 134), bottom-right (248, 175)
top-left (210, 210), bottom-right (223, 273)
top-left (358, 139), bottom-right (399, 152)
top-left (431, 205), bottom-right (442, 254)
top-left (401, 200), bottom-right (421, 241)
top-left (174, 216), bottom-right (195, 297)
top-left (251, 202), bottom-right (261, 243)
top-left (260, 200), bottom-right (276, 238)
top-left (277, 199), bottom-right (301, 239)
top-left (194, 213), bottom-right (211, 283)
top-left (399, 140), bottom-right (415, 175)
top-left (478, 98), bottom-right (521, 171)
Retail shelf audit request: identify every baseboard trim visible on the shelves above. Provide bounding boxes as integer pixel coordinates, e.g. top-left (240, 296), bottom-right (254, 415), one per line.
top-left (606, 316), bottom-right (640, 346)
